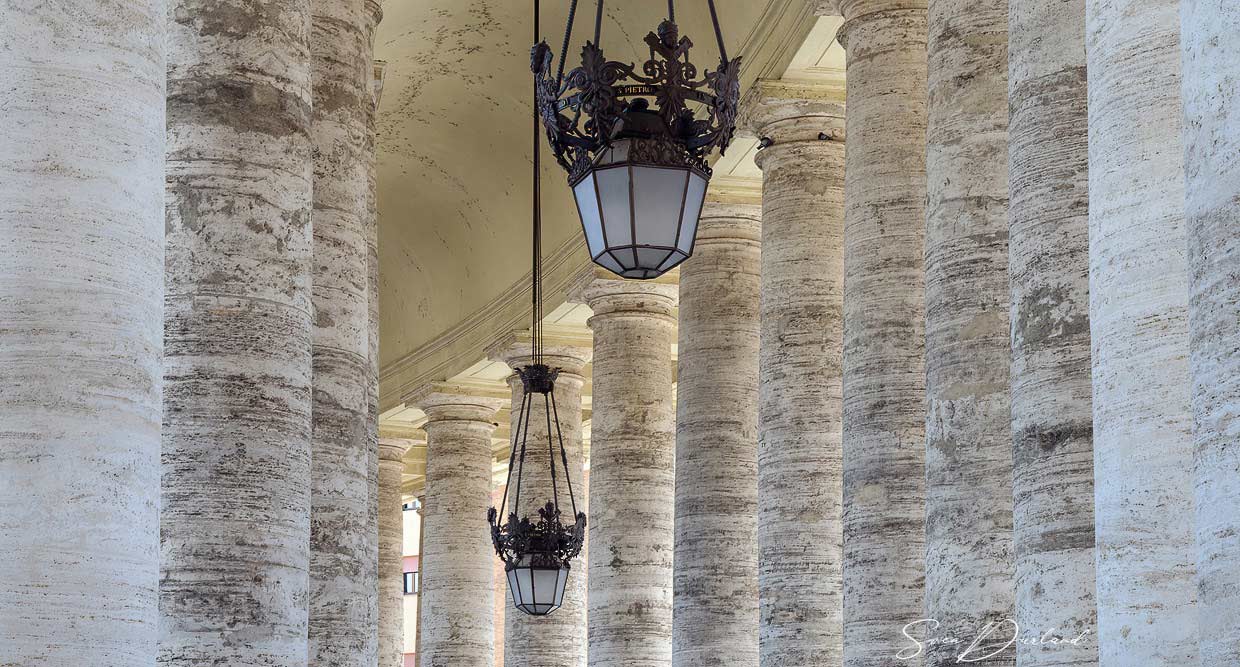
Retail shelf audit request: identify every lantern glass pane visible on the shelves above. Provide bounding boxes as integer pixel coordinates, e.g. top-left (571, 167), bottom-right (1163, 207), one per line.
top-left (632, 166), bottom-right (689, 248)
top-left (656, 251), bottom-right (685, 274)
top-left (533, 567), bottom-right (561, 606)
top-left (636, 247), bottom-right (672, 271)
top-left (596, 251), bottom-right (624, 275)
top-left (555, 567), bottom-right (568, 606)
top-left (596, 166), bottom-right (633, 247)
top-left (573, 174), bottom-right (604, 257)
top-left (677, 172), bottom-right (708, 255)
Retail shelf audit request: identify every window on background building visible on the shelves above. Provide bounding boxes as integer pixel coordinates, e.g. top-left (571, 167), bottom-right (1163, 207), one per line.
top-left (403, 570), bottom-right (419, 595)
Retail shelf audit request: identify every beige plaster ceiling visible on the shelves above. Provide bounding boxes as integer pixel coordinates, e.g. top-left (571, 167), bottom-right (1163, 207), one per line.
top-left (373, 0), bottom-right (824, 411)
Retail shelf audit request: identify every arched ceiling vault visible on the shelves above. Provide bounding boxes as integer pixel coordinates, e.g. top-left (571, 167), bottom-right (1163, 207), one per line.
top-left (374, 0), bottom-right (826, 410)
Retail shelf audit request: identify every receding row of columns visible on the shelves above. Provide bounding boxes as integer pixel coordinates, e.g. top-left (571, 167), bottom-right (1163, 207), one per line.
top-left (3, 0), bottom-right (1239, 666)
top-left (0, 0), bottom-right (386, 664)
top-left (411, 3), bottom-right (1238, 667)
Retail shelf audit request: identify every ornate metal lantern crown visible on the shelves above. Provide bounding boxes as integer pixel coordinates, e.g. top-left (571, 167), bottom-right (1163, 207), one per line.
top-left (533, 0), bottom-right (742, 279)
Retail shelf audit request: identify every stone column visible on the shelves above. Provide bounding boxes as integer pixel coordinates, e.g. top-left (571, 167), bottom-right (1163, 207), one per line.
top-left (1086, 0), bottom-right (1199, 664)
top-left (492, 342), bottom-right (591, 667)
top-left (578, 276), bottom-right (678, 667)
top-left (673, 202), bottom-right (762, 667)
top-left (415, 391), bottom-right (503, 667)
top-left (833, 3), bottom-right (928, 665)
top-left (1181, 3), bottom-right (1240, 664)
top-left (745, 87), bottom-right (847, 667)
top-left (0, 2), bottom-right (164, 663)
top-left (160, 0), bottom-right (315, 664)
top-left (308, 0), bottom-right (375, 660)
top-left (492, 485), bottom-right (507, 667)
top-left (363, 3), bottom-right (385, 661)
top-left (1008, 0), bottom-right (1097, 664)
top-left (924, 0), bottom-right (1014, 664)
top-left (379, 439), bottom-right (413, 667)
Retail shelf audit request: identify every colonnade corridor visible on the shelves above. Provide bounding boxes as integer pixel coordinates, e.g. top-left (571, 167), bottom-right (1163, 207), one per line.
top-left (1, 1), bottom-right (1237, 667)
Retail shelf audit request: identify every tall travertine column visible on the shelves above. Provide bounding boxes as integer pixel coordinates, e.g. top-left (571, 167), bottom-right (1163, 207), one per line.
top-left (492, 485), bottom-right (507, 667)
top-left (1086, 0), bottom-right (1199, 664)
top-left (746, 86), bottom-right (847, 667)
top-left (577, 276), bottom-right (678, 667)
top-left (379, 439), bottom-right (412, 667)
top-left (0, 2), bottom-right (164, 663)
top-left (1181, 3), bottom-right (1240, 664)
top-left (492, 342), bottom-right (591, 667)
top-left (673, 203), bottom-right (762, 667)
top-left (161, 0), bottom-right (314, 664)
top-left (1008, 0), bottom-right (1097, 663)
top-left (834, 3), bottom-right (928, 665)
top-left (309, 0), bottom-right (375, 660)
top-left (416, 391), bottom-right (502, 667)
top-left (924, 0), bottom-right (1014, 663)
top-left (363, 3), bottom-right (385, 660)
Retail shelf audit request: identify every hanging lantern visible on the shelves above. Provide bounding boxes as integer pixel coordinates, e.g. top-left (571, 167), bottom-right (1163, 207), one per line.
top-left (488, 365), bottom-right (587, 616)
top-left (534, 0), bottom-right (742, 279)
top-left (489, 4), bottom-right (587, 615)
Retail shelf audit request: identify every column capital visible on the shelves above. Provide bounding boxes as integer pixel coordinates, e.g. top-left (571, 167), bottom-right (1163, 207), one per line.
top-left (696, 202), bottom-right (762, 244)
top-left (741, 80), bottom-right (846, 142)
top-left (487, 338), bottom-right (593, 377)
top-left (569, 274), bottom-right (678, 323)
top-left (835, 3), bottom-right (927, 52)
top-left (411, 387), bottom-right (503, 424)
top-left (378, 437), bottom-right (415, 464)
top-left (364, 0), bottom-right (383, 30)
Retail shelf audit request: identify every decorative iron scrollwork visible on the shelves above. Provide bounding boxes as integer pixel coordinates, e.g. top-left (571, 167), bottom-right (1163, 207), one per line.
top-left (533, 18), bottom-right (742, 185)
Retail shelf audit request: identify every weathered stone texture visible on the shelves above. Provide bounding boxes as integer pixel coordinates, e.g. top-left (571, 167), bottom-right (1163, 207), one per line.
top-left (309, 0), bottom-right (376, 661)
top-left (494, 344), bottom-right (591, 667)
top-left (0, 0), bottom-right (164, 663)
top-left (364, 4), bottom-right (385, 663)
top-left (836, 5), bottom-right (929, 666)
top-left (673, 205), bottom-right (762, 667)
top-left (750, 103), bottom-right (847, 667)
top-left (925, 0), bottom-right (1014, 664)
top-left (416, 393), bottom-right (503, 667)
top-left (1181, 3), bottom-right (1240, 664)
top-left (1086, 0), bottom-right (1199, 663)
top-left (160, 0), bottom-right (315, 664)
top-left (1008, 0), bottom-right (1098, 664)
top-left (580, 278), bottom-right (678, 667)
top-left (379, 440), bottom-right (411, 667)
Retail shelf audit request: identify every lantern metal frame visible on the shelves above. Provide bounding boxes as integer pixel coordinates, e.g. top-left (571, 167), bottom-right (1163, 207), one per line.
top-left (487, 365), bottom-right (587, 616)
top-left (532, 0), bottom-right (742, 279)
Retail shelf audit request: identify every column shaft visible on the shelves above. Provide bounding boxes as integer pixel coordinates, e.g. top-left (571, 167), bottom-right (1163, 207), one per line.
top-left (379, 441), bottom-right (410, 667)
top-left (0, 1), bottom-right (164, 662)
top-left (416, 394), bottom-right (502, 667)
top-left (835, 5), bottom-right (928, 665)
top-left (925, 0), bottom-right (1014, 663)
top-left (364, 5), bottom-right (385, 662)
top-left (161, 0), bottom-right (314, 664)
top-left (674, 206), bottom-right (762, 667)
top-left (494, 345), bottom-right (590, 667)
top-left (309, 0), bottom-right (375, 660)
top-left (582, 279), bottom-right (678, 667)
top-left (749, 101), bottom-right (847, 667)
top-left (1181, 2), bottom-right (1240, 663)
top-left (1086, 0), bottom-right (1199, 663)
top-left (1008, 0), bottom-right (1098, 664)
